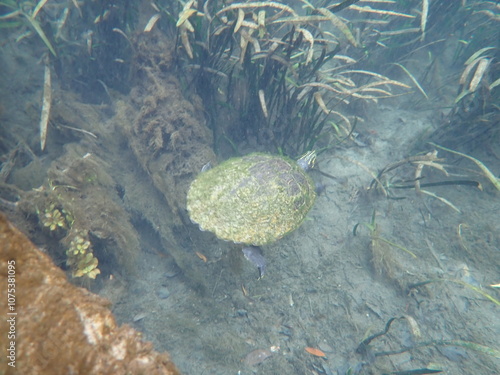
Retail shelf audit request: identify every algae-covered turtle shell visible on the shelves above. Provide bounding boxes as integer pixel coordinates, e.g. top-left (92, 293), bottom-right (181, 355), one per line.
top-left (187, 153), bottom-right (316, 246)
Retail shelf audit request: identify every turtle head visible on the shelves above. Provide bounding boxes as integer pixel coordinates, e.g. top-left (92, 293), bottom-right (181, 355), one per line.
top-left (297, 150), bottom-right (317, 171)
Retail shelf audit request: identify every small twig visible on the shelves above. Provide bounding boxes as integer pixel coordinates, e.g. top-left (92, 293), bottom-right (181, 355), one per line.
top-left (212, 269), bottom-right (223, 297)
top-left (57, 124), bottom-right (98, 138)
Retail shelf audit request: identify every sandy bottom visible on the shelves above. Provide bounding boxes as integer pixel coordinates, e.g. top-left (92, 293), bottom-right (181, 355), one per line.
top-left (1, 38), bottom-right (499, 375)
top-left (105, 105), bottom-right (500, 375)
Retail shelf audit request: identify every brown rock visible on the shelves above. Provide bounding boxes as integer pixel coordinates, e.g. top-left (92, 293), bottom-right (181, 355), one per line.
top-left (0, 213), bottom-right (181, 375)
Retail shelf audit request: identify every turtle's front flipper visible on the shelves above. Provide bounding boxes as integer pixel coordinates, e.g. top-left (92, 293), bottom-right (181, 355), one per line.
top-left (242, 246), bottom-right (266, 279)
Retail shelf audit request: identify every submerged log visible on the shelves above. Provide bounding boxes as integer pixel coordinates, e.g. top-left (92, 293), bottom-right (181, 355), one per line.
top-left (0, 213), bottom-right (181, 375)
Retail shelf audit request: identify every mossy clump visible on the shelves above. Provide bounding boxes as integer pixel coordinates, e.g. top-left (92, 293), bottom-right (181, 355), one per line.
top-left (39, 203), bottom-right (71, 232)
top-left (15, 143), bottom-right (141, 281)
top-left (66, 231), bottom-right (101, 279)
top-left (36, 200), bottom-right (100, 280)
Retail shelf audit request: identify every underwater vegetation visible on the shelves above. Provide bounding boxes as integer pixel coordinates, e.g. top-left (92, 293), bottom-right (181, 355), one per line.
top-left (172, 0), bottom-right (415, 156)
top-left (0, 143), bottom-right (139, 281)
top-left (39, 201), bottom-right (100, 279)
top-left (0, 0), bottom-right (57, 56)
top-left (0, 0), bottom-right (137, 101)
top-left (165, 0), bottom-right (497, 159)
top-left (0, 0), bottom-right (497, 291)
top-left (1, 0), bottom-right (496, 157)
top-left (0, 2), bottom-right (498, 373)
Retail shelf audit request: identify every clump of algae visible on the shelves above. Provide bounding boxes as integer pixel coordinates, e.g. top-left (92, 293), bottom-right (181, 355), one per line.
top-left (66, 230), bottom-right (100, 279)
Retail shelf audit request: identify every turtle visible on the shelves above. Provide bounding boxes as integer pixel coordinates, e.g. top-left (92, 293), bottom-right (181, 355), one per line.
top-left (186, 151), bottom-right (317, 277)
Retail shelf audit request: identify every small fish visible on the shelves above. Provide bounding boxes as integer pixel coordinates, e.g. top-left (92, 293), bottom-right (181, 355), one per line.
top-left (242, 246), bottom-right (266, 278)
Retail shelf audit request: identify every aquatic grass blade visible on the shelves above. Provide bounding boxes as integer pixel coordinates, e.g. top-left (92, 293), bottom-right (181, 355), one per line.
top-left (391, 63), bottom-right (428, 99)
top-left (40, 62), bottom-right (52, 151)
top-left (429, 143), bottom-right (500, 191)
top-left (23, 12), bottom-right (57, 56)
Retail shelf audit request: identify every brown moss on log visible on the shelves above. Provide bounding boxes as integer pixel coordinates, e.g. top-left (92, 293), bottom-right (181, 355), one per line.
top-left (0, 213), bottom-right (181, 375)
